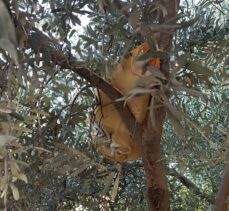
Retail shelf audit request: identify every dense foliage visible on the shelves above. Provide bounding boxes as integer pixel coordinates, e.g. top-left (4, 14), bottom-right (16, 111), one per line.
top-left (0, 0), bottom-right (228, 210)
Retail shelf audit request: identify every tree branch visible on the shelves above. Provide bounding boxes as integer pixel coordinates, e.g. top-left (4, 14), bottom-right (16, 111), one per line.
top-left (23, 27), bottom-right (142, 142)
top-left (168, 168), bottom-right (214, 204)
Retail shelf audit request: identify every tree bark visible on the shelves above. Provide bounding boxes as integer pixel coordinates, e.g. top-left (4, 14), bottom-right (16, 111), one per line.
top-left (214, 164), bottom-right (229, 211)
top-left (140, 0), bottom-right (179, 210)
top-left (141, 106), bottom-right (170, 211)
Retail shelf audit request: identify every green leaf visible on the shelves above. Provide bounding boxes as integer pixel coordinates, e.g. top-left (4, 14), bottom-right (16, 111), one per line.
top-left (180, 17), bottom-right (199, 28)
top-left (186, 61), bottom-right (213, 85)
top-left (14, 173), bottom-right (28, 184)
top-left (70, 14), bottom-right (81, 26)
top-left (0, 38), bottom-right (18, 65)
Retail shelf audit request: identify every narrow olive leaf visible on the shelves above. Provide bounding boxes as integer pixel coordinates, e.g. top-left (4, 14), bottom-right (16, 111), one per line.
top-left (111, 173), bottom-right (120, 202)
top-left (115, 163), bottom-right (122, 172)
top-left (97, 0), bottom-right (107, 13)
top-left (128, 10), bottom-right (141, 28)
top-left (146, 66), bottom-right (166, 80)
top-left (15, 160), bottom-right (29, 168)
top-left (94, 136), bottom-right (111, 147)
top-left (0, 107), bottom-right (12, 114)
top-left (10, 159), bottom-right (21, 176)
top-left (0, 177), bottom-right (6, 190)
top-left (135, 75), bottom-right (162, 88)
top-left (31, 0), bottom-right (38, 13)
top-left (149, 97), bottom-right (156, 126)
top-left (186, 61), bottom-right (214, 83)
top-left (30, 108), bottom-right (50, 117)
top-left (0, 122), bottom-right (10, 134)
top-left (0, 186), bottom-right (7, 198)
top-left (218, 126), bottom-right (229, 137)
top-left (12, 0), bottom-right (19, 19)
top-left (10, 183), bottom-right (20, 200)
top-left (187, 61), bottom-right (213, 76)
top-left (115, 87), bottom-right (154, 103)
top-left (28, 32), bottom-right (41, 53)
top-left (167, 110), bottom-right (186, 137)
top-left (148, 23), bottom-right (181, 32)
top-left (70, 14), bottom-right (81, 26)
top-left (69, 29), bottom-right (77, 38)
top-left (162, 95), bottom-right (183, 122)
top-left (9, 111), bottom-right (24, 121)
top-left (70, 164), bottom-right (89, 176)
top-left (11, 125), bottom-right (32, 134)
top-left (0, 107), bottom-right (24, 121)
top-left (16, 173), bottom-right (28, 184)
top-left (172, 85), bottom-right (208, 103)
top-left (121, 2), bottom-right (136, 12)
top-left (79, 35), bottom-right (96, 44)
top-left (177, 158), bottom-right (186, 173)
top-left (172, 53), bottom-right (190, 74)
top-left (152, 2), bottom-right (168, 17)
top-left (102, 172), bottom-right (114, 194)
top-left (184, 115), bottom-right (212, 142)
top-left (133, 59), bottom-right (150, 71)
top-left (180, 17), bottom-right (199, 28)
top-left (55, 143), bottom-right (91, 160)
top-left (0, 39), bottom-right (18, 65)
top-left (10, 146), bottom-right (26, 155)
top-left (137, 50), bottom-right (167, 61)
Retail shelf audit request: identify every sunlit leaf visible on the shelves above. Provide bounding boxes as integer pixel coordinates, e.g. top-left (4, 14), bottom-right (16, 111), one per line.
top-left (0, 39), bottom-right (18, 65)
top-left (10, 183), bottom-right (20, 200)
top-left (111, 173), bottom-right (119, 202)
top-left (0, 186), bottom-right (7, 198)
top-left (10, 159), bottom-right (21, 176)
top-left (16, 173), bottom-right (28, 183)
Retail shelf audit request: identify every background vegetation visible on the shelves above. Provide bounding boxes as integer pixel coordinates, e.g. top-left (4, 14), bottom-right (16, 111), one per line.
top-left (0, 0), bottom-right (228, 210)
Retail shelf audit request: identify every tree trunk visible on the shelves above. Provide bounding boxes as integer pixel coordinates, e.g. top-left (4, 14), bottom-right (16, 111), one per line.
top-left (214, 164), bottom-right (229, 211)
top-left (141, 106), bottom-right (170, 211)
top-left (140, 1), bottom-right (179, 210)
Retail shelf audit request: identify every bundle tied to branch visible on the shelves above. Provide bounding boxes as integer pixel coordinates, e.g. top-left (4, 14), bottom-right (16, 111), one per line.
top-left (90, 43), bottom-right (163, 162)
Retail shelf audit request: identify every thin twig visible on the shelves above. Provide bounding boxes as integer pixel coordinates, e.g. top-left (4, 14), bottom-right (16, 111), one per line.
top-left (3, 155), bottom-right (8, 211)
